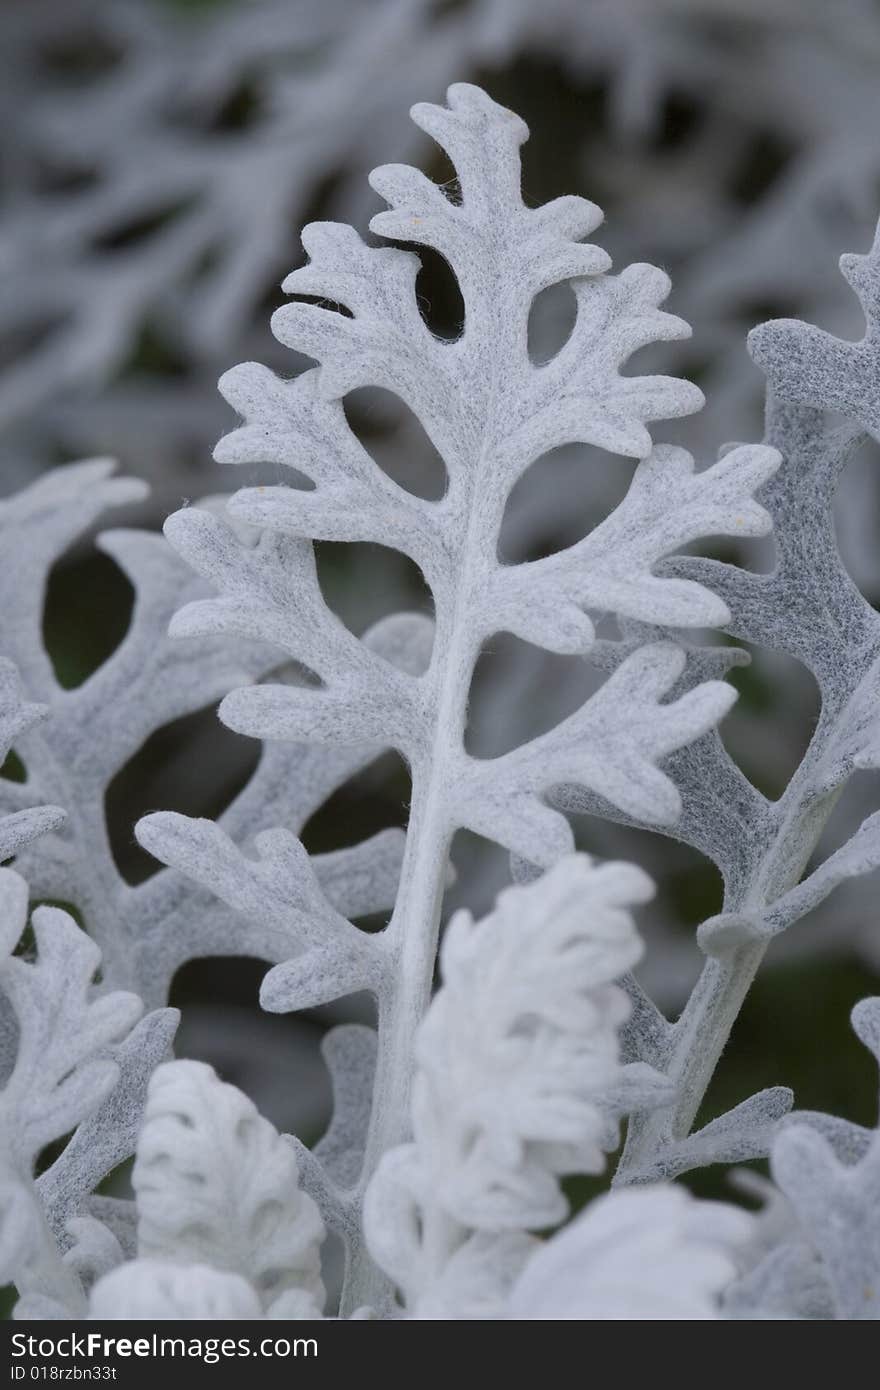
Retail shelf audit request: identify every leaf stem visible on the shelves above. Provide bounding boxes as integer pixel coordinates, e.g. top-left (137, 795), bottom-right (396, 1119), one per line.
top-left (341, 407), bottom-right (502, 1313)
top-left (615, 761), bottom-right (844, 1182)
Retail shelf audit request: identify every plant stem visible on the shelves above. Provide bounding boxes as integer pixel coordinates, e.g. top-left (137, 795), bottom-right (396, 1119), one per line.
top-left (341, 794), bottom-right (451, 1313)
top-left (340, 373), bottom-right (509, 1312)
top-left (342, 545), bottom-right (490, 1312)
top-left (615, 766), bottom-right (844, 1183)
top-left (615, 945), bottom-right (766, 1179)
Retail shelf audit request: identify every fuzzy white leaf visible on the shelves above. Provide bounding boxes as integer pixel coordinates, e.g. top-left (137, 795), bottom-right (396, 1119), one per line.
top-left (38, 1009), bottom-right (179, 1244)
top-left (749, 222), bottom-right (880, 441)
top-left (410, 856), bottom-right (648, 1229)
top-left (89, 1259), bottom-right (263, 1322)
top-left (62, 1217), bottom-right (125, 1293)
top-left (768, 999), bottom-right (880, 1320)
top-left (364, 855), bottom-right (649, 1313)
top-left (176, 83), bottom-right (767, 861)
top-left (457, 642), bottom-right (738, 862)
top-left (155, 83), bottom-right (763, 1312)
top-left (622, 1087), bottom-right (794, 1184)
top-left (0, 872), bottom-right (142, 1310)
top-left (0, 892), bottom-right (142, 1167)
top-left (0, 462), bottom-right (403, 1016)
top-left (414, 1231), bottom-right (538, 1322)
top-left (508, 1186), bottom-right (751, 1320)
top-left (133, 1060), bottom-right (326, 1312)
top-left (0, 660), bottom-right (64, 860)
top-left (613, 247), bottom-right (880, 1188)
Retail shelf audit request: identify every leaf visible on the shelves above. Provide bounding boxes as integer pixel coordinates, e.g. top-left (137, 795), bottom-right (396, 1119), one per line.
top-left (364, 855), bottom-right (649, 1313)
top-left (0, 876), bottom-right (143, 1309)
top-left (608, 319), bottom-right (880, 1185)
top-left (156, 86), bottom-right (774, 1307)
top-left (162, 81), bottom-right (771, 864)
top-left (0, 660), bottom-right (64, 861)
top-left (313, 1026), bottom-right (379, 1191)
top-left (133, 1060), bottom-right (326, 1312)
top-left (768, 999), bottom-right (880, 1321)
top-left (89, 1260), bottom-right (264, 1321)
top-left (749, 220), bottom-right (880, 441)
top-left (481, 443), bottom-right (777, 643)
top-left (410, 856), bottom-right (648, 1230)
top-left (760, 812), bottom-right (880, 941)
top-left (38, 1008), bottom-right (179, 1242)
top-left (621, 1088), bottom-right (794, 1183)
top-left (507, 1186), bottom-right (752, 1320)
top-left (135, 814), bottom-right (376, 971)
top-left (285, 1026), bottom-right (378, 1305)
top-left (0, 897), bottom-right (142, 1166)
top-left (0, 464), bottom-right (405, 1012)
top-left (458, 642), bottom-right (738, 863)
top-left (62, 1217), bottom-right (125, 1292)
top-left (414, 1231), bottom-right (537, 1321)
